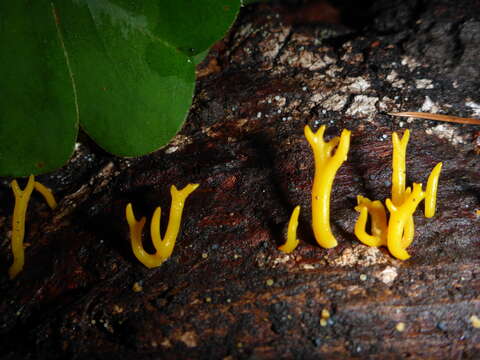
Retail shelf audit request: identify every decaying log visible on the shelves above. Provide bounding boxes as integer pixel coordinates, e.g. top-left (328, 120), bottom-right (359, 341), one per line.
top-left (1, 0), bottom-right (480, 358)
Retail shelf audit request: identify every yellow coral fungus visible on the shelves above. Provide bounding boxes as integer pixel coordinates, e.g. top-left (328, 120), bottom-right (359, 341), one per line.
top-left (354, 195), bottom-right (387, 247)
top-left (386, 183), bottom-right (425, 260)
top-left (126, 184), bottom-right (198, 268)
top-left (9, 175), bottom-right (35, 279)
top-left (278, 205), bottom-right (300, 253)
top-left (354, 129), bottom-right (442, 260)
top-left (8, 175), bottom-right (58, 279)
top-left (424, 162), bottom-right (442, 218)
top-left (304, 125), bottom-right (351, 248)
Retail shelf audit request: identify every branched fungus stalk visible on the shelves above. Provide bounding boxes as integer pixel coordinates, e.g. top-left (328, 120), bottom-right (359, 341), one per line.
top-left (304, 125), bottom-right (351, 248)
top-left (9, 176), bottom-right (35, 279)
top-left (305, 125), bottom-right (350, 249)
top-left (386, 183), bottom-right (425, 260)
top-left (278, 205), bottom-right (300, 253)
top-left (391, 131), bottom-right (418, 252)
top-left (354, 129), bottom-right (442, 260)
top-left (126, 184), bottom-right (198, 268)
top-left (8, 175), bottom-right (57, 279)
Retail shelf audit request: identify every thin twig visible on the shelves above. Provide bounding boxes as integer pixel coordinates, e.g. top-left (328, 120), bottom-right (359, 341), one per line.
top-left (389, 112), bottom-right (480, 125)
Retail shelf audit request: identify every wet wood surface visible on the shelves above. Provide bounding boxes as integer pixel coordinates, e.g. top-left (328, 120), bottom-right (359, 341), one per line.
top-left (1, 1), bottom-right (480, 358)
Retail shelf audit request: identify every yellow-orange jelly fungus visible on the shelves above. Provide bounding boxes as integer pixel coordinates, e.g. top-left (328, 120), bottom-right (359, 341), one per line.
top-left (354, 129), bottom-right (442, 260)
top-left (278, 125), bottom-right (351, 253)
top-left (126, 184), bottom-right (198, 268)
top-left (9, 175), bottom-right (57, 279)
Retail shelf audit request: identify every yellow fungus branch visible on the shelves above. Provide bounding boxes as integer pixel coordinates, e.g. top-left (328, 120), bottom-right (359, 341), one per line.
top-left (354, 195), bottom-right (387, 247)
top-left (278, 205), bottom-right (300, 253)
top-left (33, 182), bottom-right (57, 209)
top-left (386, 183), bottom-right (425, 260)
top-left (305, 125), bottom-right (351, 248)
top-left (392, 129), bottom-right (410, 206)
top-left (425, 162), bottom-right (442, 218)
top-left (126, 184), bottom-right (199, 268)
top-left (9, 175), bottom-right (35, 279)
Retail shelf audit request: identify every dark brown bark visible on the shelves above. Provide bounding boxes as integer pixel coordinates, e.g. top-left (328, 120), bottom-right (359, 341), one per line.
top-left (1, 1), bottom-right (480, 359)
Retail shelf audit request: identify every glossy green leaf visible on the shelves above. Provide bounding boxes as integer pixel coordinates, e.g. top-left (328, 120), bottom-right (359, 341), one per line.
top-left (51, 0), bottom-right (195, 156)
top-left (1, 0), bottom-right (240, 175)
top-left (0, 2), bottom-right (78, 177)
top-left (55, 0), bottom-right (240, 157)
top-left (153, 0), bottom-right (240, 56)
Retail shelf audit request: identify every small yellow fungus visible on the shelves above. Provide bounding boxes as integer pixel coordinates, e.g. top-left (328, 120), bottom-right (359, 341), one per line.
top-left (9, 175), bottom-right (35, 279)
top-left (304, 125), bottom-right (351, 248)
top-left (470, 315), bottom-right (480, 328)
top-left (266, 278), bottom-right (274, 286)
top-left (8, 175), bottom-right (57, 279)
top-left (278, 205), bottom-right (300, 253)
top-left (359, 274), bottom-right (367, 281)
top-left (354, 195), bottom-right (388, 247)
top-left (424, 162), bottom-right (442, 218)
top-left (321, 308), bottom-right (330, 319)
top-left (132, 282), bottom-right (143, 292)
top-left (126, 183), bottom-right (198, 268)
top-left (386, 183), bottom-right (425, 260)
top-left (320, 318), bottom-right (328, 327)
top-left (396, 322), bottom-right (406, 332)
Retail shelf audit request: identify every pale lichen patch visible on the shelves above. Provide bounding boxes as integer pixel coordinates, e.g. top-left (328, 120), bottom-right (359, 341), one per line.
top-left (345, 95), bottom-right (378, 119)
top-left (343, 77), bottom-right (371, 93)
top-left (330, 246), bottom-right (389, 267)
top-left (165, 134), bottom-right (193, 154)
top-left (374, 266), bottom-right (398, 285)
top-left (386, 70), bottom-right (405, 88)
top-left (425, 124), bottom-right (466, 145)
top-left (401, 55), bottom-right (421, 71)
top-left (322, 94), bottom-right (348, 112)
top-left (415, 79), bottom-right (434, 89)
top-left (420, 96), bottom-right (440, 113)
top-left (378, 96), bottom-right (398, 112)
top-left (466, 101), bottom-right (480, 117)
top-left (259, 26), bottom-right (291, 60)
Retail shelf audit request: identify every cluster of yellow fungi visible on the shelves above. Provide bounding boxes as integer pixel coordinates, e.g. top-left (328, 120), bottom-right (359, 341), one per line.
top-left (4, 126), bottom-right (444, 279)
top-left (355, 129), bottom-right (442, 260)
top-left (279, 127), bottom-right (442, 261)
top-left (126, 184), bottom-right (198, 268)
top-left (7, 175), bottom-right (57, 279)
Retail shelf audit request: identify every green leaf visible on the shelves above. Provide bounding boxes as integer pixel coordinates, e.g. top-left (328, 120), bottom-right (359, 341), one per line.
top-left (153, 0), bottom-right (240, 57)
top-left (54, 0), bottom-right (240, 157)
top-left (192, 49), bottom-right (211, 66)
top-left (52, 0), bottom-right (196, 156)
top-left (0, 0), bottom-right (240, 175)
top-left (0, 1), bottom-right (78, 177)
